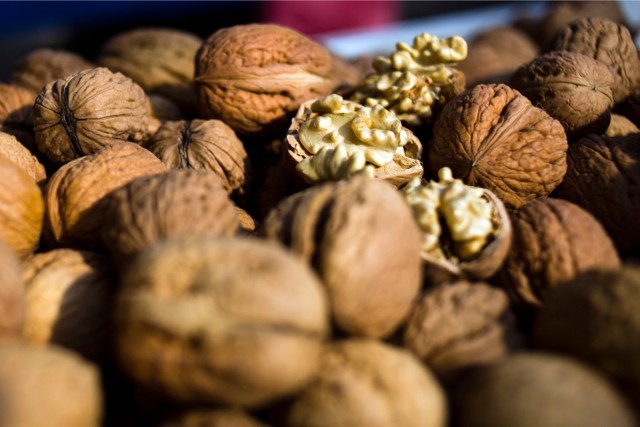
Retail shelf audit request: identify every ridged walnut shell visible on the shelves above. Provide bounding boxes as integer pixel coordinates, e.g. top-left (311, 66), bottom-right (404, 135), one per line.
top-left (33, 67), bottom-right (149, 164)
top-left (0, 239), bottom-right (24, 340)
top-left (0, 83), bottom-right (37, 151)
top-left (428, 84), bottom-right (568, 210)
top-left (116, 237), bottom-right (329, 408)
top-left (0, 131), bottom-right (46, 184)
top-left (265, 176), bottom-right (422, 339)
top-left (195, 24), bottom-right (336, 136)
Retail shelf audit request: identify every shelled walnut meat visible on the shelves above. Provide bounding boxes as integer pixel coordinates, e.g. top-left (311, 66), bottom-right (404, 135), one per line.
top-left (0, 239), bottom-right (25, 340)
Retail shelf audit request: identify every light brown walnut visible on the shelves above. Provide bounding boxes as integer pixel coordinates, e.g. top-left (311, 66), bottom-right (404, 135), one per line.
top-left (0, 83), bottom-right (37, 152)
top-left (606, 113), bottom-right (640, 137)
top-left (0, 239), bottom-right (24, 340)
top-left (0, 131), bottom-right (46, 184)
top-left (160, 408), bottom-right (270, 427)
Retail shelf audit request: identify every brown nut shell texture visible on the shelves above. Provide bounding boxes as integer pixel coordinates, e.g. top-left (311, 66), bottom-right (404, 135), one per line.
top-left (428, 83), bottom-right (568, 210)
top-left (195, 24), bottom-right (335, 136)
top-left (0, 83), bottom-right (37, 151)
top-left (116, 237), bottom-right (329, 408)
top-left (0, 131), bottom-right (46, 184)
top-left (33, 67), bottom-right (149, 164)
top-left (0, 239), bottom-right (25, 340)
top-left (159, 408), bottom-right (269, 427)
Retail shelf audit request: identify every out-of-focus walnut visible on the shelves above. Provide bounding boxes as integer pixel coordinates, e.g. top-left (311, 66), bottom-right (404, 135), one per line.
top-left (236, 206), bottom-right (258, 235)
top-left (428, 84), bottom-right (568, 210)
top-left (0, 83), bottom-right (37, 151)
top-left (350, 32), bottom-right (467, 128)
top-left (32, 67), bottom-right (149, 164)
top-left (265, 176), bottom-right (422, 339)
top-left (605, 113), bottom-right (640, 137)
top-left (23, 249), bottom-right (115, 362)
top-left (554, 134), bottom-right (640, 255)
top-left (495, 198), bottom-right (620, 307)
top-left (549, 17), bottom-right (640, 104)
top-left (285, 94), bottom-right (422, 187)
top-left (455, 353), bottom-right (636, 427)
top-left (0, 131), bottom-right (46, 184)
top-left (145, 94), bottom-right (182, 136)
top-left (0, 157), bottom-right (44, 258)
top-left (116, 237), bottom-right (329, 408)
top-left (330, 52), bottom-right (367, 90)
top-left (616, 87), bottom-right (640, 127)
top-left (43, 143), bottom-right (166, 249)
top-left (0, 239), bottom-right (24, 340)
top-left (510, 51), bottom-right (614, 139)
top-left (403, 281), bottom-right (521, 377)
top-left (9, 48), bottom-right (94, 95)
top-left (143, 119), bottom-right (250, 196)
top-left (286, 339), bottom-right (447, 427)
top-left (160, 408), bottom-right (269, 427)
top-left (98, 28), bottom-right (202, 116)
top-left (195, 24), bottom-right (336, 136)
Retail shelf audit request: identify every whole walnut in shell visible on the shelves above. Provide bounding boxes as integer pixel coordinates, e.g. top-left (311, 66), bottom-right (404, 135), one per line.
top-left (427, 83), bottom-right (568, 210)
top-left (510, 51), bottom-right (614, 139)
top-left (606, 113), bottom-right (640, 137)
top-left (0, 83), bottom-right (37, 151)
top-left (265, 176), bottom-right (422, 339)
top-left (0, 239), bottom-right (25, 340)
top-left (0, 131), bottom-right (46, 184)
top-left (195, 24), bottom-right (336, 136)
top-left (286, 339), bottom-right (447, 427)
top-left (116, 237), bottom-right (329, 408)
top-left (33, 67), bottom-right (149, 164)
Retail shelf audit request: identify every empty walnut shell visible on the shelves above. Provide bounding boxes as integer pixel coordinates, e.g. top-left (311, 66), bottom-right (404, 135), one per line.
top-left (143, 119), bottom-right (250, 195)
top-left (510, 51), bottom-right (615, 139)
top-left (33, 67), bottom-right (149, 164)
top-left (159, 409), bottom-right (269, 427)
top-left (428, 84), bottom-right (568, 210)
top-left (0, 239), bottom-right (24, 340)
top-left (265, 176), bottom-right (422, 339)
top-left (286, 339), bottom-right (447, 427)
top-left (195, 24), bottom-right (336, 136)
top-left (0, 83), bottom-right (37, 151)
top-left (0, 131), bottom-right (46, 184)
top-left (116, 237), bottom-right (329, 408)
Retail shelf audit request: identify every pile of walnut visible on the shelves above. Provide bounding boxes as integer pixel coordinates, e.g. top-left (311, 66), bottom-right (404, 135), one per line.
top-left (0, 3), bottom-right (640, 425)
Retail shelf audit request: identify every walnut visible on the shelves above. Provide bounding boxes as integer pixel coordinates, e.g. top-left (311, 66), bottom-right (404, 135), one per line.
top-left (549, 17), bottom-right (640, 104)
top-left (116, 237), bottom-right (329, 408)
top-left (510, 51), bottom-right (614, 139)
top-left (9, 48), bottom-right (94, 95)
top-left (146, 94), bottom-right (182, 136)
top-left (0, 343), bottom-right (102, 427)
top-left (455, 353), bottom-right (635, 427)
top-left (285, 339), bottom-right (447, 427)
top-left (0, 131), bottom-right (46, 184)
top-left (160, 408), bottom-right (269, 427)
top-left (32, 67), bottom-right (149, 164)
top-left (427, 84), bottom-right (568, 210)
top-left (605, 113), bottom-right (639, 137)
top-left (265, 176), bottom-right (422, 338)
top-left (554, 134), bottom-right (640, 254)
top-left (143, 119), bottom-right (250, 196)
top-left (403, 281), bottom-right (521, 377)
top-left (43, 143), bottom-right (166, 248)
top-left (98, 28), bottom-right (203, 116)
top-left (0, 239), bottom-right (25, 340)
top-left (236, 206), bottom-right (259, 235)
top-left (285, 95), bottom-right (423, 187)
top-left (195, 24), bottom-right (336, 136)
top-left (0, 83), bottom-right (37, 151)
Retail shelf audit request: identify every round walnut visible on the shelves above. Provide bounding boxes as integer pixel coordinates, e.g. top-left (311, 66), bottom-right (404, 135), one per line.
top-left (427, 83), bottom-right (568, 210)
top-left (0, 131), bottom-right (46, 184)
top-left (0, 342), bottom-right (102, 427)
top-left (286, 339), bottom-right (446, 427)
top-left (455, 352), bottom-right (635, 427)
top-left (43, 142), bottom-right (166, 248)
top-left (265, 176), bottom-right (422, 339)
top-left (98, 28), bottom-right (202, 116)
top-left (0, 239), bottom-right (25, 340)
top-left (32, 67), bottom-right (149, 164)
top-left (510, 51), bottom-right (614, 139)
top-left (116, 237), bottom-right (329, 408)
top-left (606, 113), bottom-right (640, 137)
top-left (0, 83), bottom-right (37, 151)
top-left (23, 248), bottom-right (115, 362)
top-left (195, 24), bottom-right (336, 136)
top-left (102, 170), bottom-right (239, 267)
top-left (554, 133), bottom-right (640, 255)
top-left (549, 17), bottom-right (640, 104)
top-left (495, 198), bottom-right (620, 307)
top-left (143, 119), bottom-right (250, 195)
top-left (159, 409), bottom-right (269, 427)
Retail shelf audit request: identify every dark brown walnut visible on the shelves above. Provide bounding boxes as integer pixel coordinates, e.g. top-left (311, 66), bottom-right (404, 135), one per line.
top-left (0, 131), bottom-right (46, 184)
top-left (0, 157), bottom-right (44, 258)
top-left (510, 51), bottom-right (614, 139)
top-left (9, 48), bottom-right (94, 95)
top-left (265, 176), bottom-right (422, 339)
top-left (146, 94), bottom-right (182, 136)
top-left (495, 198), bottom-right (620, 307)
top-left (554, 134), bottom-right (640, 254)
top-left (98, 28), bottom-right (202, 115)
top-left (0, 342), bottom-right (102, 427)
top-left (102, 170), bottom-right (239, 267)
top-left (0, 83), bottom-right (37, 151)
top-left (286, 339), bottom-right (446, 427)
top-left (32, 67), bottom-right (149, 164)
top-left (143, 119), bottom-right (250, 195)
top-left (0, 239), bottom-right (25, 340)
top-left (23, 249), bottom-right (115, 362)
top-left (549, 17), bottom-right (640, 104)
top-left (606, 113), bottom-right (640, 137)
top-left (403, 281), bottom-right (521, 377)
top-left (533, 266), bottom-right (640, 408)
top-left (160, 408), bottom-right (270, 427)
top-left (116, 237), bottom-right (329, 408)
top-left (428, 84), bottom-right (568, 210)
top-left (195, 24), bottom-right (336, 136)
top-left (43, 143), bottom-right (166, 249)
top-left (455, 352), bottom-right (635, 427)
